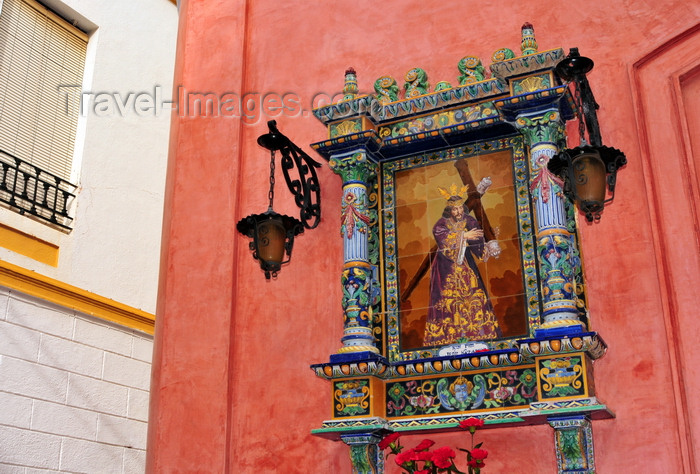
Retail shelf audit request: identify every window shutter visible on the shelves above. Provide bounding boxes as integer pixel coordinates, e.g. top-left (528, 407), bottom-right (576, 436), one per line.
top-left (0, 0), bottom-right (86, 182)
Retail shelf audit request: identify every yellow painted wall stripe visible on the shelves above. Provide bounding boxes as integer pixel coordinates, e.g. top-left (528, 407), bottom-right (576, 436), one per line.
top-left (0, 224), bottom-right (60, 267)
top-left (0, 260), bottom-right (155, 334)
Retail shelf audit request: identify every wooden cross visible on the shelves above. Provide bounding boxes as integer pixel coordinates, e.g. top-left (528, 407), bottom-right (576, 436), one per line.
top-left (400, 158), bottom-right (496, 302)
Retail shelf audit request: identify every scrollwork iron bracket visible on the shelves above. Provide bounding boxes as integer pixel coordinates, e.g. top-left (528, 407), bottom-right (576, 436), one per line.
top-left (257, 120), bottom-right (322, 229)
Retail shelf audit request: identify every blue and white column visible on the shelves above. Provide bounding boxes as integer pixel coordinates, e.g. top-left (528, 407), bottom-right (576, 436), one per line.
top-left (517, 110), bottom-right (585, 331)
top-left (329, 150), bottom-right (380, 355)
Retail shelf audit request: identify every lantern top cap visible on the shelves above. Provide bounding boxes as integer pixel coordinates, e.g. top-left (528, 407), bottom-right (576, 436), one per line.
top-left (257, 120), bottom-right (288, 151)
top-left (556, 48), bottom-right (594, 80)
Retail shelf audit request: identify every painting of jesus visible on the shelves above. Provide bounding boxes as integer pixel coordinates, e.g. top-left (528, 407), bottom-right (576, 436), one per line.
top-left (389, 147), bottom-right (529, 352)
top-left (424, 184), bottom-right (502, 345)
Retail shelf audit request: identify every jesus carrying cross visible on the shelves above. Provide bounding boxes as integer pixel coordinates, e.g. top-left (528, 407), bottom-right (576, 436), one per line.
top-left (423, 183), bottom-right (502, 346)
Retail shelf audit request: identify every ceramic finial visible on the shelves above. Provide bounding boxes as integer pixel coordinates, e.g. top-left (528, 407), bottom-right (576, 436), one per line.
top-left (521, 22), bottom-right (538, 55)
top-left (343, 67), bottom-right (358, 101)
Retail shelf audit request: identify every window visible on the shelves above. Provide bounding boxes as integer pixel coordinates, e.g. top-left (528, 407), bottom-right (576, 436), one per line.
top-left (0, 0), bottom-right (86, 181)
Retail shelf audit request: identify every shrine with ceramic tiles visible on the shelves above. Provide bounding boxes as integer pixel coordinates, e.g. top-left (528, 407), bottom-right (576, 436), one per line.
top-left (309, 24), bottom-right (625, 473)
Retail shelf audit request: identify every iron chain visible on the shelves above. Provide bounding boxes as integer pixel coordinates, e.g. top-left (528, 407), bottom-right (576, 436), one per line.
top-left (268, 149), bottom-right (276, 209)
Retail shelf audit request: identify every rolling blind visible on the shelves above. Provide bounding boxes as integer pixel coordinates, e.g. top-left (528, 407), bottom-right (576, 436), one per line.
top-left (0, 0), bottom-right (86, 181)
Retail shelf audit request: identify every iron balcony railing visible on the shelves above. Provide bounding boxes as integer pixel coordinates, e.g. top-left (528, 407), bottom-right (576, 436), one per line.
top-left (0, 149), bottom-right (77, 230)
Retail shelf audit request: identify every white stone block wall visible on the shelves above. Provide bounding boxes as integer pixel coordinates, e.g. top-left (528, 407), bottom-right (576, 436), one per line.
top-left (0, 287), bottom-right (153, 473)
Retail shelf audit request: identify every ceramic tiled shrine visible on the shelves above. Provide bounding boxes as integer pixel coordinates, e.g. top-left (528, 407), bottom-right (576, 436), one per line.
top-left (310, 24), bottom-right (612, 473)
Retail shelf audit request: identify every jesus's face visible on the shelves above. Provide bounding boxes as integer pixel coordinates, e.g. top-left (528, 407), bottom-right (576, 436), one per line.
top-left (450, 205), bottom-right (464, 220)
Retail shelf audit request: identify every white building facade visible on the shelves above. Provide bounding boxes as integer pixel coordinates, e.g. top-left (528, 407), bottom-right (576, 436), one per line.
top-left (0, 0), bottom-right (177, 471)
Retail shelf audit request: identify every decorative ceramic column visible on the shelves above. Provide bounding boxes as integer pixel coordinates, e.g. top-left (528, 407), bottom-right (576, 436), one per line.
top-left (491, 23), bottom-right (586, 333)
top-left (516, 111), bottom-right (585, 331)
top-left (341, 433), bottom-right (384, 474)
top-left (329, 150), bottom-right (381, 357)
top-left (310, 69), bottom-right (388, 474)
top-left (549, 416), bottom-right (596, 473)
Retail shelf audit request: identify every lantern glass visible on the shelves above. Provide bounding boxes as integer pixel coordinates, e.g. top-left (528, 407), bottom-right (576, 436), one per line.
top-left (256, 216), bottom-right (287, 269)
top-left (572, 150), bottom-right (607, 214)
top-left (237, 209), bottom-right (303, 278)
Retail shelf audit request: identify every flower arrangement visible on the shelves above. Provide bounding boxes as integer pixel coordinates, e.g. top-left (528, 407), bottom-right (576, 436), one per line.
top-left (379, 418), bottom-right (488, 474)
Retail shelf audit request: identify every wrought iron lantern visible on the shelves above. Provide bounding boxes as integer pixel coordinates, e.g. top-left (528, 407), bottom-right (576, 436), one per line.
top-left (236, 120), bottom-right (321, 279)
top-left (548, 48), bottom-right (627, 222)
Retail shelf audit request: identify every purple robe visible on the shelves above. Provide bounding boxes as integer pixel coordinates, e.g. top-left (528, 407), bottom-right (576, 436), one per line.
top-left (424, 214), bottom-right (500, 346)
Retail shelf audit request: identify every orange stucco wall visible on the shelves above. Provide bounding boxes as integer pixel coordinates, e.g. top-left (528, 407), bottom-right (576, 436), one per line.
top-left (147, 1), bottom-right (700, 472)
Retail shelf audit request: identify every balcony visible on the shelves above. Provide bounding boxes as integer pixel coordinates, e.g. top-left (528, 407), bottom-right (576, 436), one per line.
top-left (0, 150), bottom-right (77, 230)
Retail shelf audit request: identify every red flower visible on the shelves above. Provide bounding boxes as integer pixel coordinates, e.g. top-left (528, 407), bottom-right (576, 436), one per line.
top-left (395, 448), bottom-right (419, 466)
top-left (414, 450), bottom-right (433, 462)
top-left (471, 448), bottom-right (488, 461)
top-left (468, 447), bottom-right (488, 469)
top-left (459, 417), bottom-right (484, 433)
top-left (378, 432), bottom-right (401, 450)
top-left (414, 439), bottom-right (435, 451)
top-left (431, 446), bottom-right (456, 469)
